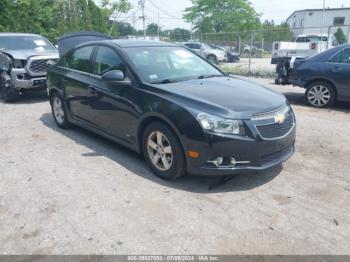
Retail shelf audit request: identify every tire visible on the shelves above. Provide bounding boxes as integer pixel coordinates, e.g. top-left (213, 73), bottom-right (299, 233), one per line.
top-left (207, 55), bottom-right (217, 64)
top-left (50, 92), bottom-right (71, 129)
top-left (305, 81), bottom-right (336, 108)
top-left (0, 72), bottom-right (19, 103)
top-left (142, 122), bottom-right (186, 180)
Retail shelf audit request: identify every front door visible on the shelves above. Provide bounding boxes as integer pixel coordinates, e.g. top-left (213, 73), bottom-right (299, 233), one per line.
top-left (88, 45), bottom-right (137, 144)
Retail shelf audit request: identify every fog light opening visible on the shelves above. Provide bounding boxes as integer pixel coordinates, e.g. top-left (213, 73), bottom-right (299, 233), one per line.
top-left (208, 156), bottom-right (224, 167)
top-left (230, 158), bottom-right (236, 167)
top-left (17, 74), bottom-right (25, 80)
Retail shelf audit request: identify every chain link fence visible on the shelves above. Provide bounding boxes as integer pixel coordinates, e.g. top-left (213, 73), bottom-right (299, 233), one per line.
top-left (122, 25), bottom-right (350, 76)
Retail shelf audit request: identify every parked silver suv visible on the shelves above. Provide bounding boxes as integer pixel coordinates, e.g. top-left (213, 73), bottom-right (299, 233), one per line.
top-left (182, 42), bottom-right (226, 64)
top-left (0, 33), bottom-right (59, 102)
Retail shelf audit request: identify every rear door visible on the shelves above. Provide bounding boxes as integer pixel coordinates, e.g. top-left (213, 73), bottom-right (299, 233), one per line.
top-left (327, 47), bottom-right (350, 101)
top-left (62, 45), bottom-right (95, 124)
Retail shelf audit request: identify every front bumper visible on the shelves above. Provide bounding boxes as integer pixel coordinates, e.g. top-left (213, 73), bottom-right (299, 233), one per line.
top-left (185, 121), bottom-right (296, 176)
top-left (11, 69), bottom-right (47, 90)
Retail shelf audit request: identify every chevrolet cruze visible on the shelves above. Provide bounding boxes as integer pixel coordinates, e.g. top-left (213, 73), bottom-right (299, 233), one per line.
top-left (47, 40), bottom-right (296, 180)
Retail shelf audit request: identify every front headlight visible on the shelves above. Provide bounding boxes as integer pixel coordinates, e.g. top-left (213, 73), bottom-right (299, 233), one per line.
top-left (12, 59), bottom-right (26, 69)
top-left (197, 113), bottom-right (245, 135)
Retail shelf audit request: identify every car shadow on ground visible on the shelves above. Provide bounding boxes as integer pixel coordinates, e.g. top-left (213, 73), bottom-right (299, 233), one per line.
top-left (0, 90), bottom-right (48, 104)
top-left (40, 112), bottom-right (282, 193)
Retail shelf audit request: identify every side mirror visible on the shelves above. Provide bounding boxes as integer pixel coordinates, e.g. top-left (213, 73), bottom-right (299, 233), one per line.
top-left (101, 70), bottom-right (125, 82)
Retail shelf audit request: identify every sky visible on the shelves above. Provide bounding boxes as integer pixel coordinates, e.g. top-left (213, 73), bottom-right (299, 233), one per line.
top-left (113, 0), bottom-right (349, 30)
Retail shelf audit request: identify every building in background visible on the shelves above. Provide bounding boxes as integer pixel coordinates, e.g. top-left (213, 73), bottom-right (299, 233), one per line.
top-left (286, 7), bottom-right (350, 41)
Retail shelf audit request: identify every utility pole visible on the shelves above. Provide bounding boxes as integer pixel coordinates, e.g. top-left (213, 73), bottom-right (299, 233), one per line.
top-left (320, 0), bottom-right (326, 38)
top-left (139, 0), bottom-right (146, 39)
top-left (190, 22), bottom-right (193, 40)
top-left (157, 12), bottom-right (160, 39)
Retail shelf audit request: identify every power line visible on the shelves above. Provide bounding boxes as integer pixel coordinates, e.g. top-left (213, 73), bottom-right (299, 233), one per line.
top-left (147, 0), bottom-right (182, 20)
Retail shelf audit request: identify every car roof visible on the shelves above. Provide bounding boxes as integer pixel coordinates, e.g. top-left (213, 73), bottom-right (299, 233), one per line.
top-left (0, 33), bottom-right (43, 37)
top-left (109, 40), bottom-right (178, 48)
top-left (76, 39), bottom-right (179, 49)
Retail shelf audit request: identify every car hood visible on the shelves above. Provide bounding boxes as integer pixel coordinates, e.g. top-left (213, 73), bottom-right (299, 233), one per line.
top-left (2, 49), bottom-right (58, 60)
top-left (149, 77), bottom-right (287, 119)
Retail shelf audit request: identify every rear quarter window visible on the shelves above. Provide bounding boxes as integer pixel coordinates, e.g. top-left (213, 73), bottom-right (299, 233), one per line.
top-left (64, 45), bottom-right (94, 73)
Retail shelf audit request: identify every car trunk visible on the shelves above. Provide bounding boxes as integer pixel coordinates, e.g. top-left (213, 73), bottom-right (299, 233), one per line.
top-left (58, 32), bottom-right (112, 57)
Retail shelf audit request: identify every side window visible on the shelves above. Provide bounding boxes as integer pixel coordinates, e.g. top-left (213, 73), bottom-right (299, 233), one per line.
top-left (329, 48), bottom-right (350, 64)
top-left (94, 46), bottom-right (125, 76)
top-left (192, 44), bottom-right (201, 50)
top-left (65, 46), bottom-right (94, 73)
top-left (184, 43), bottom-right (193, 49)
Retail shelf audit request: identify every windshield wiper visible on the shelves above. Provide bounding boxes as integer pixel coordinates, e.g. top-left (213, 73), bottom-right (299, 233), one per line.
top-left (197, 74), bottom-right (224, 79)
top-left (150, 79), bottom-right (179, 84)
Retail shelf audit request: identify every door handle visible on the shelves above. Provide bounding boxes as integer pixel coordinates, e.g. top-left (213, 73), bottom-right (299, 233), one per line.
top-left (332, 66), bottom-right (343, 72)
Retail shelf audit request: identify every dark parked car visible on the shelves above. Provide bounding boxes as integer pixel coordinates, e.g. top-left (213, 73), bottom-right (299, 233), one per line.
top-left (47, 40), bottom-right (296, 180)
top-left (292, 43), bottom-right (350, 108)
top-left (210, 45), bottom-right (240, 63)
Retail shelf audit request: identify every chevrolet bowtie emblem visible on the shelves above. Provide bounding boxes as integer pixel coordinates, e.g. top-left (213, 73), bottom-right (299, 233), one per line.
top-left (274, 113), bottom-right (286, 124)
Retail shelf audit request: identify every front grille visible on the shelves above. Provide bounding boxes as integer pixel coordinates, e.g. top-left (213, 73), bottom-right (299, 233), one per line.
top-left (29, 59), bottom-right (58, 74)
top-left (252, 106), bottom-right (289, 120)
top-left (260, 146), bottom-right (293, 165)
top-left (255, 110), bottom-right (294, 139)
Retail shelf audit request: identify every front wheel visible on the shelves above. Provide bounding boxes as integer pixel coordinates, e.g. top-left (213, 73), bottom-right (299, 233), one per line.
top-left (306, 82), bottom-right (335, 108)
top-left (0, 73), bottom-right (19, 103)
top-left (142, 122), bottom-right (186, 180)
top-left (50, 92), bottom-right (71, 129)
top-left (207, 55), bottom-right (217, 64)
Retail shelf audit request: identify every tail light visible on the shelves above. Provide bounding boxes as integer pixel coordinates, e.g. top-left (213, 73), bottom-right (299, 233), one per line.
top-left (310, 43), bottom-right (317, 50)
top-left (274, 43), bottom-right (279, 50)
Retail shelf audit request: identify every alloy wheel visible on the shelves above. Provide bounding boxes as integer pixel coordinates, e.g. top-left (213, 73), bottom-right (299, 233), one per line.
top-left (307, 85), bottom-right (331, 107)
top-left (53, 97), bottom-right (65, 124)
top-left (147, 131), bottom-right (173, 171)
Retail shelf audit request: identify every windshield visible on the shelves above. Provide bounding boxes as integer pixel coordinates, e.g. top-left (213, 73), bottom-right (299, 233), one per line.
top-left (124, 46), bottom-right (223, 84)
top-left (201, 43), bottom-right (212, 50)
top-left (0, 35), bottom-right (56, 51)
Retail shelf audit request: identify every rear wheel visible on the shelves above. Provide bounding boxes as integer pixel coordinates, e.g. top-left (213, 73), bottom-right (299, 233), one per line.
top-left (306, 82), bottom-right (335, 108)
top-left (142, 122), bottom-right (186, 180)
top-left (50, 92), bottom-right (71, 129)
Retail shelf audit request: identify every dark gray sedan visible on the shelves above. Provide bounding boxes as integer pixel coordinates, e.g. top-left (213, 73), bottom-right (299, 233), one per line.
top-left (292, 43), bottom-right (350, 108)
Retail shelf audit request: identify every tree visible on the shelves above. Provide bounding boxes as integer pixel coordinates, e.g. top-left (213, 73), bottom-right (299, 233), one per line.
top-left (146, 23), bottom-right (160, 36)
top-left (115, 22), bottom-right (137, 36)
top-left (168, 28), bottom-right (191, 41)
top-left (334, 28), bottom-right (347, 44)
top-left (260, 20), bottom-right (294, 43)
top-left (101, 0), bottom-right (131, 35)
top-left (0, 0), bottom-right (121, 42)
top-left (183, 0), bottom-right (260, 33)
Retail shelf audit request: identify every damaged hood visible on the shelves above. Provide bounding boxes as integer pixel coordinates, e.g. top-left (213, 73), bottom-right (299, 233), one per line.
top-left (2, 49), bottom-right (58, 60)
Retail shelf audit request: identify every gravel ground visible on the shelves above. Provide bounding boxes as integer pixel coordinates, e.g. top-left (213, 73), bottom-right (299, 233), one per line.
top-left (0, 79), bottom-right (350, 255)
